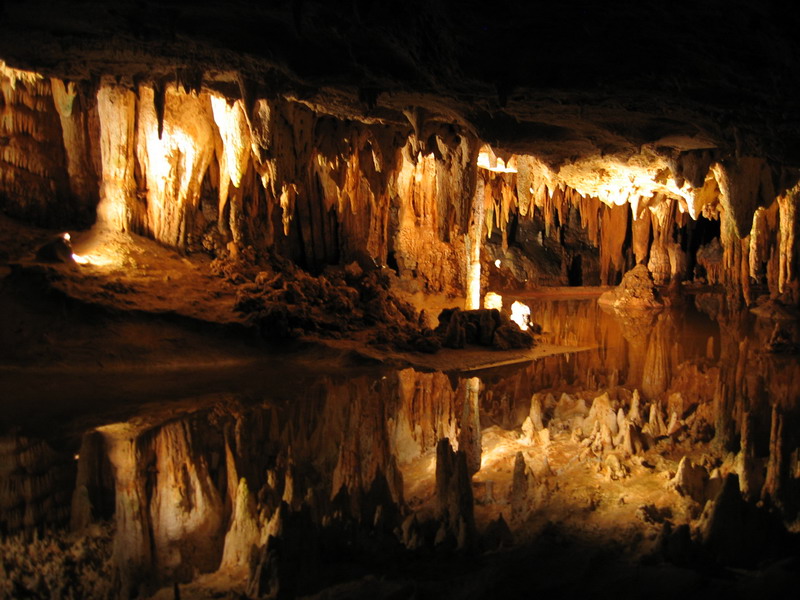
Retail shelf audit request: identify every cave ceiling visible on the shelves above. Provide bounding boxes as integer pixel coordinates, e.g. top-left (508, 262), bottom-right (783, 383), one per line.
top-left (2, 0), bottom-right (799, 167)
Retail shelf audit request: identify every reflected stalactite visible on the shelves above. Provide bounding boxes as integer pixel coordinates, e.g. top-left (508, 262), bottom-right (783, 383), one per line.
top-left (2, 293), bottom-right (800, 596)
top-left (100, 426), bottom-right (154, 600)
top-left (459, 377), bottom-right (482, 475)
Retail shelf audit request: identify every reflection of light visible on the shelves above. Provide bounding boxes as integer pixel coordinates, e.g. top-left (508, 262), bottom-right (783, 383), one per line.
top-left (510, 301), bottom-right (531, 331)
top-left (494, 259), bottom-right (501, 268)
top-left (484, 291), bottom-right (503, 310)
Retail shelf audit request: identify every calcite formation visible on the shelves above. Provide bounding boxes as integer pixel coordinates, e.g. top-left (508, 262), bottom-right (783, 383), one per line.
top-left (3, 3), bottom-right (800, 598)
top-left (2, 59), bottom-right (800, 304)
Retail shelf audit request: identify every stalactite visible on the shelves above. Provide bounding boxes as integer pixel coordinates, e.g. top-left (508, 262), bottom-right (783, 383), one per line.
top-left (647, 198), bottom-right (675, 285)
top-left (599, 203), bottom-right (629, 284)
top-left (0, 70), bottom-right (72, 224)
top-left (467, 174), bottom-right (486, 308)
top-left (210, 94), bottom-right (251, 227)
top-left (391, 370), bottom-right (459, 464)
top-left (631, 207), bottom-right (651, 265)
top-left (96, 81), bottom-right (137, 231)
top-left (136, 84), bottom-right (216, 248)
top-left (50, 78), bottom-right (98, 217)
top-left (711, 157), bottom-right (772, 239)
top-left (777, 186), bottom-right (800, 301)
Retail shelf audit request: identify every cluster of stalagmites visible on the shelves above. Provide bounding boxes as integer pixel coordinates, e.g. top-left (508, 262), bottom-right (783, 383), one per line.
top-left (225, 251), bottom-right (420, 342)
top-left (521, 384), bottom-right (798, 568)
top-left (226, 251), bottom-right (536, 352)
top-left (0, 523), bottom-right (114, 599)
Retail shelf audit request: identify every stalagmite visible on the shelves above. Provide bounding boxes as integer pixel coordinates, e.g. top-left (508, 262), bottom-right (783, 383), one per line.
top-left (733, 411), bottom-right (760, 501)
top-left (584, 392), bottom-right (618, 436)
top-left (509, 452), bottom-right (530, 523)
top-left (628, 390), bottom-right (643, 426)
top-left (529, 394), bottom-right (545, 431)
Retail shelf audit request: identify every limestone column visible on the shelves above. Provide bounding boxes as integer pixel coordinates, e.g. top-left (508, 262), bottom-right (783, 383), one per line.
top-left (466, 175), bottom-right (485, 309)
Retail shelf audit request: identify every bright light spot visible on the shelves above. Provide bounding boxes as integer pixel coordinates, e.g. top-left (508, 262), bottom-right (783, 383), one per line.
top-left (71, 252), bottom-right (113, 266)
top-left (510, 301), bottom-right (531, 331)
top-left (484, 291), bottom-right (503, 310)
top-left (477, 150), bottom-right (517, 173)
top-left (73, 454), bottom-right (80, 461)
top-left (479, 443), bottom-right (510, 470)
top-left (62, 232), bottom-right (71, 241)
top-left (494, 259), bottom-right (501, 268)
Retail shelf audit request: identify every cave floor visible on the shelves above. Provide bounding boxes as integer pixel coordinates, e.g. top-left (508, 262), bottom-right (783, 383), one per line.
top-left (0, 214), bottom-right (596, 378)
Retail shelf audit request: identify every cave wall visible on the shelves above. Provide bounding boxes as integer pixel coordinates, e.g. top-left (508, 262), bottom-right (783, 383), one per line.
top-left (3, 64), bottom-right (800, 301)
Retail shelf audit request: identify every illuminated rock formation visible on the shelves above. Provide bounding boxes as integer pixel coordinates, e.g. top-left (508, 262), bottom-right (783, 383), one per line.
top-left (3, 3), bottom-right (800, 597)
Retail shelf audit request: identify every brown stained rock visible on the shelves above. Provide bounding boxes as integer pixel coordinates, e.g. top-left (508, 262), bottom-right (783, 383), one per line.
top-left (671, 456), bottom-right (709, 504)
top-left (436, 307), bottom-right (535, 350)
top-left (493, 323), bottom-right (534, 350)
top-left (35, 234), bottom-right (75, 263)
top-left (584, 392), bottom-right (619, 437)
top-left (598, 264), bottom-right (663, 310)
top-left (553, 393), bottom-right (588, 428)
top-left (440, 308), bottom-right (467, 349)
top-left (604, 453), bottom-right (628, 480)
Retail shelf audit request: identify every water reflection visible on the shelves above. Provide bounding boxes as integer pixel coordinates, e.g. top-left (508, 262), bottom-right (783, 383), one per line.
top-left (2, 293), bottom-right (800, 597)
